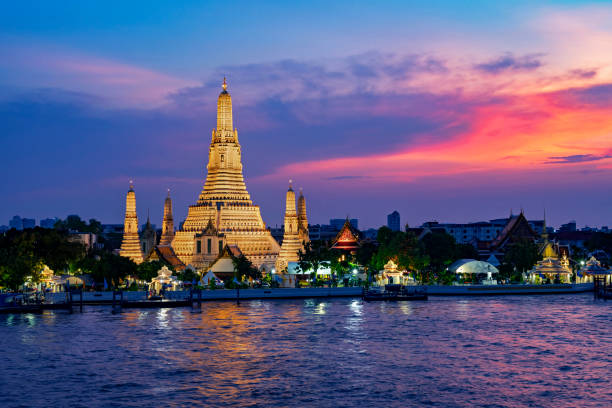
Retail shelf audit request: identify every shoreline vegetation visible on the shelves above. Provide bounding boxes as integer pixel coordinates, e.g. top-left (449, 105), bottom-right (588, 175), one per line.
top-left (1, 219), bottom-right (611, 294)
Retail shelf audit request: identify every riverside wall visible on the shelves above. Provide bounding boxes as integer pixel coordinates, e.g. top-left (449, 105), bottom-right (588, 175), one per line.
top-left (43, 283), bottom-right (594, 304)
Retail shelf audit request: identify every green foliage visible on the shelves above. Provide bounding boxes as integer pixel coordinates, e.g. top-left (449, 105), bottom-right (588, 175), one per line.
top-left (372, 229), bottom-right (427, 273)
top-left (0, 228), bottom-right (85, 290)
top-left (585, 232), bottom-right (612, 256)
top-left (232, 254), bottom-right (260, 281)
top-left (136, 260), bottom-right (170, 282)
top-left (455, 243), bottom-right (479, 260)
top-left (501, 239), bottom-right (539, 281)
top-left (54, 215), bottom-right (102, 234)
top-left (422, 231), bottom-right (456, 272)
top-left (89, 253), bottom-right (138, 288)
top-left (297, 240), bottom-right (330, 281)
top-left (176, 267), bottom-right (198, 283)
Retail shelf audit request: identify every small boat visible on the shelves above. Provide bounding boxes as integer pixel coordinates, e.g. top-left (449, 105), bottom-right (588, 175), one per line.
top-left (363, 284), bottom-right (428, 301)
top-left (0, 293), bottom-right (44, 314)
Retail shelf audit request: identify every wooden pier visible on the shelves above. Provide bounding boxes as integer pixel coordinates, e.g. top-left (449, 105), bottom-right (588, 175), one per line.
top-left (594, 277), bottom-right (611, 300)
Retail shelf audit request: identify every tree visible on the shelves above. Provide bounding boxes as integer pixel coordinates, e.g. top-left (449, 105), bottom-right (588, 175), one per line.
top-left (136, 261), bottom-right (170, 282)
top-left (176, 267), bottom-right (198, 283)
top-left (90, 253), bottom-right (138, 288)
top-left (297, 240), bottom-right (330, 282)
top-left (502, 239), bottom-right (539, 282)
top-left (422, 231), bottom-right (456, 273)
top-left (54, 215), bottom-right (103, 233)
top-left (232, 254), bottom-right (260, 281)
top-left (0, 228), bottom-right (85, 290)
top-left (455, 243), bottom-right (479, 260)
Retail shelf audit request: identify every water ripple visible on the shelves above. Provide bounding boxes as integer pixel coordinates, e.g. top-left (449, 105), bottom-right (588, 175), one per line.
top-left (0, 294), bottom-right (610, 407)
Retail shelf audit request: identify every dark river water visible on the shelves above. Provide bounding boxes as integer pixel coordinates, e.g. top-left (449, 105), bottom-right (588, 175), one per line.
top-left (0, 294), bottom-right (610, 407)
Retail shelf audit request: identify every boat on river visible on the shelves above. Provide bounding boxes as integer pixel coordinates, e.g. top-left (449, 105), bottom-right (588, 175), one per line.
top-left (363, 285), bottom-right (428, 301)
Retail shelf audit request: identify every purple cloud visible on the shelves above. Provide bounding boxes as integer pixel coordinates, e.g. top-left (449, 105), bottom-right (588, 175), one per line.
top-left (545, 154), bottom-right (611, 164)
top-left (474, 53), bottom-right (543, 74)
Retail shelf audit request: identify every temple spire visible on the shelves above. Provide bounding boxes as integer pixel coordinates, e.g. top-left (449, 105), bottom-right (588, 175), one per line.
top-left (160, 189), bottom-right (175, 246)
top-left (276, 181), bottom-right (301, 271)
top-left (298, 188), bottom-right (309, 244)
top-left (119, 181), bottom-right (143, 263)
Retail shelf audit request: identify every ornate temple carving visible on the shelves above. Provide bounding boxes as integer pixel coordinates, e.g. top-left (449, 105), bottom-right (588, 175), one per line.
top-left (276, 182), bottom-right (304, 271)
top-left (159, 190), bottom-right (175, 246)
top-left (119, 182), bottom-right (144, 264)
top-left (171, 79), bottom-right (280, 269)
top-left (297, 188), bottom-right (310, 245)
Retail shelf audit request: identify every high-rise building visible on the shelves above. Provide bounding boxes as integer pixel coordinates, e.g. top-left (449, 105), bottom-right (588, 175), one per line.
top-left (171, 79), bottom-right (280, 269)
top-left (40, 218), bottom-right (58, 229)
top-left (9, 216), bottom-right (23, 230)
top-left (387, 211), bottom-right (400, 231)
top-left (119, 182), bottom-right (144, 264)
top-left (22, 218), bottom-right (35, 229)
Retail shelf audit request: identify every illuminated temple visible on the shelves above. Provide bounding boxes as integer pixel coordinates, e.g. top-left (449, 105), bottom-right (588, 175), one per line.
top-left (275, 182), bottom-right (309, 272)
top-left (171, 79), bottom-right (281, 269)
top-left (119, 182), bottom-right (144, 264)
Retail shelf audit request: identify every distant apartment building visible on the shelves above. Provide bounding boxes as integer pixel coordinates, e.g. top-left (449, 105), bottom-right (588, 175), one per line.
top-left (102, 224), bottom-right (124, 234)
top-left (559, 221), bottom-right (577, 232)
top-left (22, 218), bottom-right (36, 229)
top-left (309, 224), bottom-right (342, 241)
top-left (68, 232), bottom-right (98, 250)
top-left (40, 217), bottom-right (58, 229)
top-left (421, 217), bottom-right (545, 245)
top-left (9, 216), bottom-right (23, 230)
top-left (362, 228), bottom-right (379, 240)
top-left (387, 211), bottom-right (400, 231)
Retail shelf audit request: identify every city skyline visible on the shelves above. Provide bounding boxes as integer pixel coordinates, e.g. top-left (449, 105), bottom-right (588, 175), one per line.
top-left (2, 1), bottom-right (612, 229)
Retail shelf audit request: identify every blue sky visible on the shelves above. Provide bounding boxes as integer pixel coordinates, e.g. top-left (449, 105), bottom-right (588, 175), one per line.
top-left (1, 1), bottom-right (612, 229)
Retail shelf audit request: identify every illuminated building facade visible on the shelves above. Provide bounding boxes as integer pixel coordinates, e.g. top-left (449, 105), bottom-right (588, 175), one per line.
top-left (276, 182), bottom-right (308, 272)
top-left (171, 79), bottom-right (280, 269)
top-left (119, 182), bottom-right (144, 264)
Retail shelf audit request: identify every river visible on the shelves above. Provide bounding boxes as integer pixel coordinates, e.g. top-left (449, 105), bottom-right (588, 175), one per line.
top-left (0, 294), bottom-right (610, 407)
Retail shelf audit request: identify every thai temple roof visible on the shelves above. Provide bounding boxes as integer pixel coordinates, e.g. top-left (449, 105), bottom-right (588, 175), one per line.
top-left (532, 257), bottom-right (571, 275)
top-left (489, 212), bottom-right (538, 249)
top-left (580, 256), bottom-right (611, 276)
top-left (331, 219), bottom-right (360, 251)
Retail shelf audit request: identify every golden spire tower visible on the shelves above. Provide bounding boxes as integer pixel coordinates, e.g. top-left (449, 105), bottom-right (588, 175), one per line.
top-left (159, 189), bottom-right (175, 246)
top-left (172, 79), bottom-right (280, 269)
top-left (297, 188), bottom-right (309, 244)
top-left (119, 181), bottom-right (144, 264)
top-left (276, 181), bottom-right (303, 271)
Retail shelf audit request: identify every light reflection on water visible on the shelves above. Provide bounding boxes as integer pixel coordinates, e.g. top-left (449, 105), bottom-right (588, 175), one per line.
top-left (0, 294), bottom-right (610, 408)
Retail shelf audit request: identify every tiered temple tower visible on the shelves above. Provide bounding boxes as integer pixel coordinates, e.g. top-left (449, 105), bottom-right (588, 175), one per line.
top-left (159, 190), bottom-right (175, 246)
top-left (140, 212), bottom-right (157, 257)
top-left (171, 79), bottom-right (280, 269)
top-left (297, 188), bottom-right (309, 245)
top-left (120, 182), bottom-right (144, 264)
top-left (276, 181), bottom-right (303, 271)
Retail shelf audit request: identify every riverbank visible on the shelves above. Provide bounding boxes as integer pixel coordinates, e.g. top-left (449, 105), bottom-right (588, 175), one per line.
top-left (38, 283), bottom-right (593, 305)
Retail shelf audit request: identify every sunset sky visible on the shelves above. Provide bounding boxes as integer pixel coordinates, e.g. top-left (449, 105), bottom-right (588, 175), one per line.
top-left (1, 1), bottom-right (612, 229)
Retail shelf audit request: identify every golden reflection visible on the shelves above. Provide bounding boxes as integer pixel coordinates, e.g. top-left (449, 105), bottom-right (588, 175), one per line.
top-left (314, 302), bottom-right (327, 315)
top-left (349, 299), bottom-right (362, 316)
top-left (157, 308), bottom-right (169, 328)
top-left (400, 303), bottom-right (412, 315)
